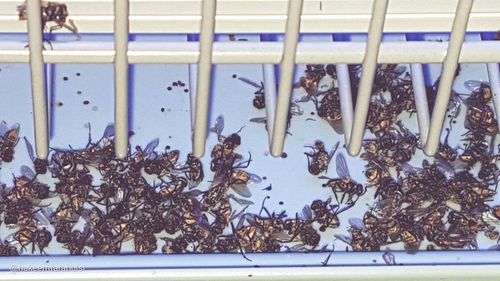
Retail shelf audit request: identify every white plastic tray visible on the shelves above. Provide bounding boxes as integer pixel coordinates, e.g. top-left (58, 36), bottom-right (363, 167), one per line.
top-left (0, 33), bottom-right (499, 280)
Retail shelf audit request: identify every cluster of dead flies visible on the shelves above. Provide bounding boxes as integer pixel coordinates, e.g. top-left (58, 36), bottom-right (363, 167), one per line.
top-left (0, 116), bottom-right (347, 257)
top-left (1, 68), bottom-right (500, 257)
top-left (297, 63), bottom-right (500, 252)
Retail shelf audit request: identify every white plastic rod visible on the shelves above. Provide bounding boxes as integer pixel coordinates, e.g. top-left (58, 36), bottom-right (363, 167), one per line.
top-left (487, 63), bottom-right (500, 131)
top-left (189, 63), bottom-right (198, 129)
top-left (263, 64), bottom-right (277, 145)
top-left (271, 0), bottom-right (304, 157)
top-left (410, 63), bottom-right (431, 144)
top-left (2, 41), bottom-right (500, 64)
top-left (26, 0), bottom-right (48, 159)
top-left (336, 64), bottom-right (354, 145)
top-left (424, 0), bottom-right (474, 156)
top-left (347, 0), bottom-right (389, 156)
top-left (114, 0), bottom-right (129, 159)
top-left (192, 0), bottom-right (216, 157)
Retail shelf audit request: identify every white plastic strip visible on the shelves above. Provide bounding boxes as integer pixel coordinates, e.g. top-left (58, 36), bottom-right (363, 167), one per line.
top-left (1, 0), bottom-right (500, 34)
top-left (410, 63), bottom-right (431, 144)
top-left (114, 0), bottom-right (130, 159)
top-left (336, 64), bottom-right (354, 145)
top-left (192, 0), bottom-right (216, 157)
top-left (348, 0), bottom-right (389, 156)
top-left (2, 41), bottom-right (500, 64)
top-left (263, 64), bottom-right (277, 145)
top-left (271, 0), bottom-right (304, 157)
top-left (26, 0), bottom-right (48, 159)
top-left (424, 0), bottom-right (474, 156)
top-left (1, 265), bottom-right (500, 281)
top-left (487, 63), bottom-right (500, 131)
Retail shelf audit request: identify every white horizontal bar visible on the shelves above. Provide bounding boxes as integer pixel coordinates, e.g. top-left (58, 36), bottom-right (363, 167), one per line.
top-left (2, 0), bottom-right (500, 16)
top-left (1, 0), bottom-right (500, 33)
top-left (1, 41), bottom-right (500, 64)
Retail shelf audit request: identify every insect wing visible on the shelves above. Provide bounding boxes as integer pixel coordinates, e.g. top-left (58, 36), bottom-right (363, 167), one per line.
top-left (329, 119), bottom-right (344, 135)
top-left (348, 218), bottom-right (364, 230)
top-left (383, 251), bottom-right (397, 265)
top-left (392, 65), bottom-right (407, 76)
top-left (228, 194), bottom-right (254, 206)
top-left (247, 172), bottom-right (262, 184)
top-left (290, 103), bottom-right (304, 116)
top-left (0, 121), bottom-right (7, 137)
top-left (448, 93), bottom-right (461, 118)
top-left (250, 117), bottom-right (267, 124)
top-left (230, 184), bottom-right (252, 198)
top-left (436, 158), bottom-right (456, 179)
top-left (210, 115), bottom-right (225, 136)
top-left (238, 77), bottom-right (262, 89)
top-left (24, 137), bottom-right (35, 161)
top-left (295, 94), bottom-right (312, 103)
top-left (317, 76), bottom-right (335, 94)
top-left (144, 138), bottom-right (159, 155)
top-left (20, 165), bottom-right (36, 180)
top-left (301, 205), bottom-right (313, 221)
top-left (334, 234), bottom-right (352, 245)
top-left (102, 124), bottom-right (115, 139)
top-left (464, 80), bottom-right (484, 92)
top-left (335, 153), bottom-right (350, 178)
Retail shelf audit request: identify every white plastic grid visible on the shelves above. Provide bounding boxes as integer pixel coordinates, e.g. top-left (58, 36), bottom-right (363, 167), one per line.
top-left (0, 0), bottom-right (499, 161)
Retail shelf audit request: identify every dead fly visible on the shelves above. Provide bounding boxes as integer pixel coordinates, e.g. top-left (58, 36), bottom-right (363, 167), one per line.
top-left (335, 220), bottom-right (380, 252)
top-left (477, 138), bottom-right (500, 185)
top-left (158, 175), bottom-right (188, 199)
top-left (390, 73), bottom-right (417, 115)
top-left (304, 141), bottom-right (339, 175)
top-left (313, 90), bottom-right (343, 134)
top-left (0, 239), bottom-right (19, 256)
top-left (8, 227), bottom-right (52, 255)
top-left (367, 98), bottom-right (399, 137)
top-left (24, 137), bottom-right (48, 174)
top-left (394, 122), bottom-right (420, 164)
top-left (465, 104), bottom-right (498, 136)
top-left (437, 120), bottom-right (459, 163)
top-left (17, 1), bottom-right (80, 41)
top-left (482, 205), bottom-right (500, 226)
top-left (320, 153), bottom-right (365, 209)
top-left (461, 81), bottom-right (498, 136)
top-left (238, 77), bottom-right (266, 110)
top-left (373, 64), bottom-right (407, 93)
top-left (3, 198), bottom-right (38, 227)
top-left (464, 80), bottom-right (493, 105)
top-left (0, 122), bottom-right (20, 163)
top-left (176, 154), bottom-right (204, 188)
top-left (8, 166), bottom-right (51, 201)
top-left (310, 198), bottom-right (341, 231)
top-left (64, 226), bottom-right (92, 255)
top-left (294, 64), bottom-right (336, 103)
top-left (250, 102), bottom-right (303, 133)
top-left (459, 133), bottom-right (489, 167)
top-left (281, 207), bottom-right (320, 249)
